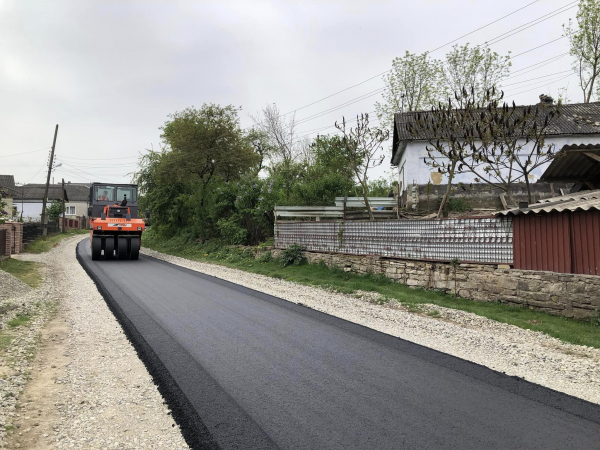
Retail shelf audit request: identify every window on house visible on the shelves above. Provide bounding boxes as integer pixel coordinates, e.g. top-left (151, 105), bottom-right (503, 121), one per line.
top-left (65, 206), bottom-right (76, 215)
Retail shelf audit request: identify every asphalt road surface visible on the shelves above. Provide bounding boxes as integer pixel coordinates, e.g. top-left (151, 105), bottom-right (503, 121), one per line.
top-left (77, 239), bottom-right (600, 450)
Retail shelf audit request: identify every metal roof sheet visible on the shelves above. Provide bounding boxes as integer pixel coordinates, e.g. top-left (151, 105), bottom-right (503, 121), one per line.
top-left (496, 189), bottom-right (600, 216)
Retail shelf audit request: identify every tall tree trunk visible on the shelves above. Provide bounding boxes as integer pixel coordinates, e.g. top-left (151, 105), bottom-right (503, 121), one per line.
top-left (361, 182), bottom-right (374, 220)
top-left (524, 175), bottom-right (532, 205)
top-left (438, 160), bottom-right (457, 218)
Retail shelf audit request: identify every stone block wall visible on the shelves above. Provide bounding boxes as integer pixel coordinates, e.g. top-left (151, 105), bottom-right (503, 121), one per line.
top-left (266, 248), bottom-right (599, 320)
top-left (0, 222), bottom-right (23, 256)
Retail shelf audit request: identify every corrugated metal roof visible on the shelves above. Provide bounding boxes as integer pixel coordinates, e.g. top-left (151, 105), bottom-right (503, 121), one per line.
top-left (496, 189), bottom-right (600, 216)
top-left (0, 175), bottom-right (16, 193)
top-left (539, 145), bottom-right (600, 184)
top-left (14, 183), bottom-right (90, 202)
top-left (394, 102), bottom-right (600, 142)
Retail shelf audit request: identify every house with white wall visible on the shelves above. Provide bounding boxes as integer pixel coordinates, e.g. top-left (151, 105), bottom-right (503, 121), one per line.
top-left (391, 102), bottom-right (600, 196)
top-left (13, 183), bottom-right (90, 222)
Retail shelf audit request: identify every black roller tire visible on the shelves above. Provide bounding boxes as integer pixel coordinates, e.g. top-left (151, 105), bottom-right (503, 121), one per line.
top-left (129, 237), bottom-right (140, 260)
top-left (91, 236), bottom-right (102, 260)
top-left (117, 237), bottom-right (128, 260)
top-left (104, 236), bottom-right (115, 260)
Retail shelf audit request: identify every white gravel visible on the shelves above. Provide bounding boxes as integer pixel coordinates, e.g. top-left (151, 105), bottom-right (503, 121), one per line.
top-left (4, 237), bottom-right (188, 449)
top-left (142, 247), bottom-right (600, 405)
top-left (0, 269), bottom-right (32, 301)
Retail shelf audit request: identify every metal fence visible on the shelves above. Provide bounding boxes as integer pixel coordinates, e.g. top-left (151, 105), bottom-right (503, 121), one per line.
top-left (22, 221), bottom-right (59, 248)
top-left (275, 217), bottom-right (514, 264)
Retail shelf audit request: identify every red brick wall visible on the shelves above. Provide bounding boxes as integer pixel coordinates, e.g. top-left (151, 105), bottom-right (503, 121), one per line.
top-left (0, 222), bottom-right (23, 256)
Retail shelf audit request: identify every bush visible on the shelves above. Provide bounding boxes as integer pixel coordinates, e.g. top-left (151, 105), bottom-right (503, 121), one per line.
top-left (447, 197), bottom-right (472, 212)
top-left (217, 217), bottom-right (247, 245)
top-left (279, 244), bottom-right (306, 267)
top-left (257, 251), bottom-right (273, 263)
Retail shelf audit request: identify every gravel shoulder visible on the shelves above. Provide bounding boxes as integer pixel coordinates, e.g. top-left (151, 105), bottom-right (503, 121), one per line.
top-left (1, 237), bottom-right (188, 450)
top-left (141, 247), bottom-right (600, 406)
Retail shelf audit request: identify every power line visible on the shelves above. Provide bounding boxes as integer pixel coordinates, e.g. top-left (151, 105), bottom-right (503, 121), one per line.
top-left (282, 1), bottom-right (570, 116)
top-left (501, 69), bottom-right (573, 87)
top-left (511, 35), bottom-right (566, 59)
top-left (484, 2), bottom-right (577, 47)
top-left (428, 0), bottom-right (541, 52)
top-left (59, 154), bottom-right (142, 161)
top-left (1, 147), bottom-right (51, 158)
top-left (508, 73), bottom-right (575, 96)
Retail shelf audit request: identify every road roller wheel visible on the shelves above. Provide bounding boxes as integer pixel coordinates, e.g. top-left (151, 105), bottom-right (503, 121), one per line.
top-left (129, 237), bottom-right (140, 260)
top-left (104, 236), bottom-right (115, 260)
top-left (117, 237), bottom-right (128, 260)
top-left (91, 236), bottom-right (102, 260)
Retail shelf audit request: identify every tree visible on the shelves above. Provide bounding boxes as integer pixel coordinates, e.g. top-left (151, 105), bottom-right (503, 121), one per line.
top-left (335, 114), bottom-right (390, 219)
top-left (564, 0), bottom-right (600, 102)
top-left (408, 89), bottom-right (481, 217)
top-left (0, 187), bottom-right (8, 224)
top-left (251, 103), bottom-right (299, 167)
top-left (409, 88), bottom-right (562, 214)
top-left (48, 200), bottom-right (62, 222)
top-left (161, 104), bottom-right (260, 187)
top-left (246, 128), bottom-right (276, 175)
top-left (375, 51), bottom-right (443, 130)
top-left (442, 44), bottom-right (511, 105)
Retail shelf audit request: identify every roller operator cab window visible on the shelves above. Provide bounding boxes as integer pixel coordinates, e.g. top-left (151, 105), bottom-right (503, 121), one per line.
top-left (117, 186), bottom-right (137, 203)
top-left (95, 186), bottom-right (115, 202)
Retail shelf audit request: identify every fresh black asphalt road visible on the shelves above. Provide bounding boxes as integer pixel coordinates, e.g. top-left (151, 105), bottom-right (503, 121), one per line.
top-left (77, 239), bottom-right (600, 450)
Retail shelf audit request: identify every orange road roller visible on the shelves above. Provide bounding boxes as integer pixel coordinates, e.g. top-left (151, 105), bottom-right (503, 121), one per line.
top-left (88, 183), bottom-right (148, 260)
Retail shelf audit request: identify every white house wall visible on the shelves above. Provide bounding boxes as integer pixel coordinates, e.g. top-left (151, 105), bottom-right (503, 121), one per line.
top-left (14, 201), bottom-right (89, 221)
top-left (397, 134), bottom-right (600, 194)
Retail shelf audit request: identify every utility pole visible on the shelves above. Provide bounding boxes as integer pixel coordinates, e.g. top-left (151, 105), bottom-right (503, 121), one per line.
top-left (41, 124), bottom-right (59, 237)
top-left (61, 178), bottom-right (65, 233)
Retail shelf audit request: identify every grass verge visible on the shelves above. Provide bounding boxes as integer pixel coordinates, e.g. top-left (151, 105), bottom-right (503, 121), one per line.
top-left (142, 232), bottom-right (600, 349)
top-left (7, 314), bottom-right (30, 328)
top-left (25, 229), bottom-right (88, 254)
top-left (0, 258), bottom-right (43, 288)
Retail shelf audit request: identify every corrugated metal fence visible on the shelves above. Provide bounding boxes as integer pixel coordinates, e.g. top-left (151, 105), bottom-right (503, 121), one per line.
top-left (514, 210), bottom-right (600, 275)
top-left (275, 217), bottom-right (513, 264)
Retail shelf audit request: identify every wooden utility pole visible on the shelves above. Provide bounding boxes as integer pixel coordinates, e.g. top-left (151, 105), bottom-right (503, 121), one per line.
top-left (41, 124), bottom-right (59, 237)
top-left (61, 178), bottom-right (65, 233)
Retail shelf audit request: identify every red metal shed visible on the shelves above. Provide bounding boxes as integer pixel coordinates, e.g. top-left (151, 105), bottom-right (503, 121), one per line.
top-left (498, 190), bottom-right (600, 275)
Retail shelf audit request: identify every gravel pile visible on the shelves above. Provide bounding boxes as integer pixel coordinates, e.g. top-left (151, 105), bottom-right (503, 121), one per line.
top-left (142, 247), bottom-right (600, 405)
top-left (1, 237), bottom-right (188, 450)
top-left (0, 269), bottom-right (32, 301)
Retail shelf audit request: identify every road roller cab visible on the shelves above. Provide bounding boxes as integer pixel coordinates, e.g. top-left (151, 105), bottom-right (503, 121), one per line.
top-left (89, 183), bottom-right (145, 260)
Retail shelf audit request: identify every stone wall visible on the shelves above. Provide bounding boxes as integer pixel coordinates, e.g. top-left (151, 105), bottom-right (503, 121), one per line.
top-left (266, 248), bottom-right (599, 321)
top-left (0, 222), bottom-right (23, 256)
top-left (403, 182), bottom-right (572, 212)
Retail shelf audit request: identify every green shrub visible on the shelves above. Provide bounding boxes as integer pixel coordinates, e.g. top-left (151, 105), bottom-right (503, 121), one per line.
top-left (447, 198), bottom-right (472, 212)
top-left (257, 251), bottom-right (273, 263)
top-left (279, 244), bottom-right (306, 267)
top-left (217, 217), bottom-right (247, 245)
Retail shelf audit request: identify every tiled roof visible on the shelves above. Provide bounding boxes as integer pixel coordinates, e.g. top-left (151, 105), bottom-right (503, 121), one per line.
top-left (0, 175), bottom-right (16, 194)
top-left (392, 102), bottom-right (600, 164)
top-left (496, 189), bottom-right (600, 216)
top-left (14, 183), bottom-right (90, 202)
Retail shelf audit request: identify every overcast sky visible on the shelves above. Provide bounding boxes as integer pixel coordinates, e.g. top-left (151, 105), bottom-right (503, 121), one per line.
top-left (0, 0), bottom-right (581, 186)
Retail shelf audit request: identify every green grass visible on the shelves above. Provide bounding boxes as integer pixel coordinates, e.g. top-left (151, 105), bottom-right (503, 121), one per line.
top-left (142, 232), bottom-right (600, 349)
top-left (7, 314), bottom-right (30, 328)
top-left (24, 229), bottom-right (88, 254)
top-left (0, 258), bottom-right (43, 288)
top-left (0, 332), bottom-right (13, 352)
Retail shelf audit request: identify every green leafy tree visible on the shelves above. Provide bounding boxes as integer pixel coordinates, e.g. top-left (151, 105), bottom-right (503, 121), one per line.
top-left (48, 200), bottom-right (62, 222)
top-left (0, 187), bottom-right (8, 224)
top-left (442, 44), bottom-right (511, 105)
top-left (376, 51), bottom-right (443, 131)
top-left (564, 0), bottom-right (600, 102)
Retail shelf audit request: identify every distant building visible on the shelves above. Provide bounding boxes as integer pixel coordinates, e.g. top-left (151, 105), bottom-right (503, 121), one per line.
top-left (13, 183), bottom-right (90, 222)
top-left (391, 101), bottom-right (600, 196)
